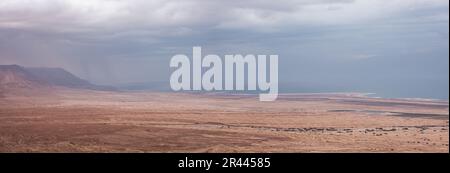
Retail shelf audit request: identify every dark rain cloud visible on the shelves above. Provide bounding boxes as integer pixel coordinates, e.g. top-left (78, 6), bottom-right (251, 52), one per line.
top-left (0, 0), bottom-right (448, 99)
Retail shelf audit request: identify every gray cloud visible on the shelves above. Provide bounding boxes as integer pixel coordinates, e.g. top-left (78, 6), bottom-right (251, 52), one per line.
top-left (0, 0), bottom-right (448, 99)
top-left (0, 0), bottom-right (447, 33)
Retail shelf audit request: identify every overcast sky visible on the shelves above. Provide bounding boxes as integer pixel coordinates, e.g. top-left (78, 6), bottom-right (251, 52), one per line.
top-left (0, 0), bottom-right (448, 99)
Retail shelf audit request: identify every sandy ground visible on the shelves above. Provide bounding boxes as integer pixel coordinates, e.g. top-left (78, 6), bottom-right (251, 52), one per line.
top-left (0, 89), bottom-right (448, 153)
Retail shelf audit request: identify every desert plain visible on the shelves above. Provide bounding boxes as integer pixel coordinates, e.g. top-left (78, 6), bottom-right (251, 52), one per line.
top-left (0, 88), bottom-right (448, 153)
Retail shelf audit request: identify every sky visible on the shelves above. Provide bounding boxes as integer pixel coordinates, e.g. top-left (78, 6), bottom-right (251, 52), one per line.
top-left (0, 0), bottom-right (448, 99)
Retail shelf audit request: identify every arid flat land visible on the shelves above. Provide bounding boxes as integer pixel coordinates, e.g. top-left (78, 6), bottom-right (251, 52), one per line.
top-left (0, 89), bottom-right (448, 152)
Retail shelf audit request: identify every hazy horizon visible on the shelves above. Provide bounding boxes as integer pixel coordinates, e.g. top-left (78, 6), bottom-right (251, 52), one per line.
top-left (1, 0), bottom-right (448, 99)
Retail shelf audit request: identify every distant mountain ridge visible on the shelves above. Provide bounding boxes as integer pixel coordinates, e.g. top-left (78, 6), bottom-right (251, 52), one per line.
top-left (0, 65), bottom-right (114, 91)
top-left (0, 65), bottom-right (45, 89)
